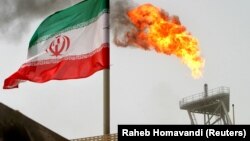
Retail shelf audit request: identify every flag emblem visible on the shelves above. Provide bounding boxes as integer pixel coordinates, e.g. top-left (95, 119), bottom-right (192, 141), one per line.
top-left (46, 35), bottom-right (70, 57)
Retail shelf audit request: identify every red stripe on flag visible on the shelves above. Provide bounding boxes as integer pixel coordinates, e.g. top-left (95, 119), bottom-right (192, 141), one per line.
top-left (3, 44), bottom-right (109, 89)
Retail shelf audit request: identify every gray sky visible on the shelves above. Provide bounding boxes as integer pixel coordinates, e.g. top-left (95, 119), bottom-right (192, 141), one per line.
top-left (1, 0), bottom-right (250, 139)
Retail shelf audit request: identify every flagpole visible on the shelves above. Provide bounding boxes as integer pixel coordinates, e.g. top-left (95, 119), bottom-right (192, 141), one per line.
top-left (104, 0), bottom-right (110, 135)
top-left (103, 69), bottom-right (110, 135)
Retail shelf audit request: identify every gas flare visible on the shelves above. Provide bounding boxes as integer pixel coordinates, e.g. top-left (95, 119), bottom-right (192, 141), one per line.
top-left (113, 3), bottom-right (205, 79)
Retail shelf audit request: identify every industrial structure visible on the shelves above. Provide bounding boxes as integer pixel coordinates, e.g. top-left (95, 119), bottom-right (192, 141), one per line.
top-left (0, 103), bottom-right (68, 141)
top-left (71, 134), bottom-right (117, 141)
top-left (0, 103), bottom-right (117, 141)
top-left (1, 84), bottom-right (235, 140)
top-left (179, 84), bottom-right (233, 125)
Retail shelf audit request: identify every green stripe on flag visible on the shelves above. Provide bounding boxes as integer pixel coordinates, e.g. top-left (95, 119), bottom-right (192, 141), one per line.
top-left (29, 0), bottom-right (109, 48)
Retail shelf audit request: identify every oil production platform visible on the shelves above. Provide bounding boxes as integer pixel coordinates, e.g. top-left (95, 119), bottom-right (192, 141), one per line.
top-left (0, 84), bottom-right (234, 141)
top-left (179, 84), bottom-right (234, 125)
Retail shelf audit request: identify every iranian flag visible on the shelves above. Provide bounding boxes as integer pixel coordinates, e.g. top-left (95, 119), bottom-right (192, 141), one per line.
top-left (3, 0), bottom-right (109, 89)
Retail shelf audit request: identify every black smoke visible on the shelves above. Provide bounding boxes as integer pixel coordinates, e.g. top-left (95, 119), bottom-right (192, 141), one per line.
top-left (110, 0), bottom-right (137, 47)
top-left (0, 0), bottom-right (82, 41)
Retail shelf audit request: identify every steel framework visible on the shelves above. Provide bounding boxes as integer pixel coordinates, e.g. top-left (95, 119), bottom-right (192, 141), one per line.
top-left (180, 84), bottom-right (232, 125)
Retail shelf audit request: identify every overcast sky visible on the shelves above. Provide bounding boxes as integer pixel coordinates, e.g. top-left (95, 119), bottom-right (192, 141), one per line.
top-left (1, 0), bottom-right (250, 139)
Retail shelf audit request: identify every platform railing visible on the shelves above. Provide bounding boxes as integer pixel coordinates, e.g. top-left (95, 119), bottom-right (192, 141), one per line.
top-left (179, 86), bottom-right (230, 107)
top-left (71, 133), bottom-right (118, 141)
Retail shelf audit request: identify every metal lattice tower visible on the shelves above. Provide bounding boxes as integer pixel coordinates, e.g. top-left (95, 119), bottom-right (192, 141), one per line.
top-left (179, 84), bottom-right (232, 125)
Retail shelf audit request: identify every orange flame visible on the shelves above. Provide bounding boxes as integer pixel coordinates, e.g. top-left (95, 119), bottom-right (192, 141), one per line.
top-left (126, 4), bottom-right (205, 78)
